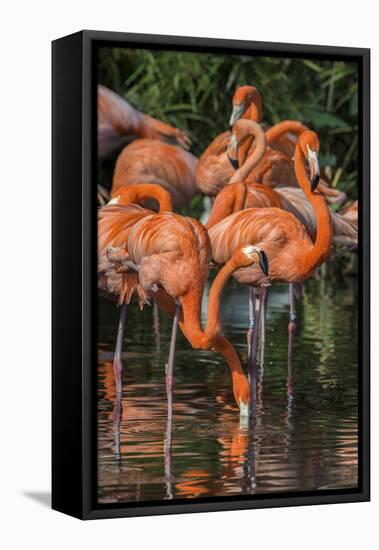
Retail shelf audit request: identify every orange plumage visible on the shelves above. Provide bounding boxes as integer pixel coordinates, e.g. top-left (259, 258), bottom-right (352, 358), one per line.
top-left (208, 132), bottom-right (333, 288)
top-left (207, 182), bottom-right (357, 246)
top-left (196, 86), bottom-right (262, 196)
top-left (112, 139), bottom-right (198, 209)
top-left (229, 120), bottom-right (346, 207)
top-left (98, 85), bottom-right (190, 158)
top-left (197, 86), bottom-right (345, 207)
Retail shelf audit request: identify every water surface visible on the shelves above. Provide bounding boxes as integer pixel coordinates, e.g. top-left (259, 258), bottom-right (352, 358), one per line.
top-left (97, 273), bottom-right (358, 503)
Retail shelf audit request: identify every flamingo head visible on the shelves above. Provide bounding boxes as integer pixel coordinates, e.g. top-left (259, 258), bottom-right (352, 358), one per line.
top-left (233, 245), bottom-right (269, 275)
top-left (232, 372), bottom-right (251, 417)
top-left (229, 85), bottom-right (261, 127)
top-left (299, 131), bottom-right (320, 192)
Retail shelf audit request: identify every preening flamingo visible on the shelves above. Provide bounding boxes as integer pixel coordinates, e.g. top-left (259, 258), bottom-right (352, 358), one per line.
top-left (98, 85), bottom-right (190, 158)
top-left (208, 131), bottom-right (333, 383)
top-left (111, 139), bottom-right (199, 209)
top-left (228, 119), bottom-right (347, 207)
top-left (197, 87), bottom-right (345, 208)
top-left (98, 184), bottom-right (269, 414)
top-left (231, 105), bottom-right (346, 207)
top-left (196, 85), bottom-right (309, 196)
top-left (196, 86), bottom-right (262, 196)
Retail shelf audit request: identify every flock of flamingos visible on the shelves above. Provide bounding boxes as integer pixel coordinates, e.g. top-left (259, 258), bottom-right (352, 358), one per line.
top-left (97, 83), bottom-right (358, 420)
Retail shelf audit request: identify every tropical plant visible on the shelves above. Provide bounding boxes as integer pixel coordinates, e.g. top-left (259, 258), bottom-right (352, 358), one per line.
top-left (98, 47), bottom-right (359, 214)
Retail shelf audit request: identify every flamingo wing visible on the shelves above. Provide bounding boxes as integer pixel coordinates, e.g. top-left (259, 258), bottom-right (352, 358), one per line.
top-left (112, 139), bottom-right (198, 208)
top-left (98, 203), bottom-right (153, 305)
top-left (208, 207), bottom-right (311, 285)
top-left (196, 131), bottom-right (234, 195)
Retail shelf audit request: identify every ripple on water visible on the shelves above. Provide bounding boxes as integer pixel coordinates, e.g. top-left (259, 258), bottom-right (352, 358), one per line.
top-left (97, 278), bottom-right (358, 504)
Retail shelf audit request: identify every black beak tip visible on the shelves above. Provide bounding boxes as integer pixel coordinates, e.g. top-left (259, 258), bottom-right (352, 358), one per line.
top-left (228, 155), bottom-right (239, 170)
top-left (311, 173), bottom-right (320, 192)
top-left (258, 250), bottom-right (269, 276)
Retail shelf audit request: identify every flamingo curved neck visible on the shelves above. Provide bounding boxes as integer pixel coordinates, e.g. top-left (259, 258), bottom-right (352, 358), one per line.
top-left (179, 257), bottom-right (237, 347)
top-left (265, 120), bottom-right (308, 145)
top-left (294, 146), bottom-right (332, 275)
top-left (116, 183), bottom-right (173, 212)
top-left (244, 90), bottom-right (262, 123)
top-left (206, 183), bottom-right (247, 229)
top-left (229, 121), bottom-right (267, 184)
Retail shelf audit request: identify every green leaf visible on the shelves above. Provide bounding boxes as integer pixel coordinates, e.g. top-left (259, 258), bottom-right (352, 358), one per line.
top-left (301, 105), bottom-right (348, 128)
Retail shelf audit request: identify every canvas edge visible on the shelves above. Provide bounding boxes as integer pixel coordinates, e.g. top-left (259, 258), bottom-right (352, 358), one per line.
top-left (52, 29), bottom-right (370, 520)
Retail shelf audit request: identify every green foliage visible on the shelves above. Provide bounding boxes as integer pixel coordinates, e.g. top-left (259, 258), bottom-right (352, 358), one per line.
top-left (98, 47), bottom-right (358, 205)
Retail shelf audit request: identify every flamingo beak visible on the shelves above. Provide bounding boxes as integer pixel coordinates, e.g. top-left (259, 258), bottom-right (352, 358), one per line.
top-left (257, 250), bottom-right (269, 276)
top-left (239, 401), bottom-right (250, 418)
top-left (307, 147), bottom-right (320, 192)
top-left (227, 133), bottom-right (239, 170)
top-left (229, 103), bottom-right (245, 128)
top-left (242, 245), bottom-right (269, 275)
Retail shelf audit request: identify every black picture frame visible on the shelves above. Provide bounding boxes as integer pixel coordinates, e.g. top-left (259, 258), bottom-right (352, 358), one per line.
top-left (52, 30), bottom-right (370, 520)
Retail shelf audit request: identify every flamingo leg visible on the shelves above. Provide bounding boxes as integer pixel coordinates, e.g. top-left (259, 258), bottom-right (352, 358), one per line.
top-left (259, 287), bottom-right (268, 366)
top-left (113, 392), bottom-right (123, 460)
top-left (247, 286), bottom-right (256, 375)
top-left (287, 284), bottom-right (296, 398)
top-left (288, 283), bottom-right (297, 335)
top-left (163, 302), bottom-right (180, 499)
top-left (113, 303), bottom-right (126, 396)
top-left (166, 302), bottom-right (181, 421)
top-left (287, 335), bottom-right (294, 402)
top-left (248, 287), bottom-right (265, 403)
top-left (164, 413), bottom-right (173, 500)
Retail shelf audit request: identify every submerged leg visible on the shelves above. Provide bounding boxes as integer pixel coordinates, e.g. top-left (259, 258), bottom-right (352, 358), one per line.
top-left (164, 413), bottom-right (173, 500)
top-left (113, 303), bottom-right (126, 396)
top-left (166, 302), bottom-right (181, 421)
top-left (288, 283), bottom-right (297, 335)
top-left (113, 392), bottom-right (123, 460)
top-left (287, 320), bottom-right (294, 412)
top-left (164, 302), bottom-right (180, 500)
